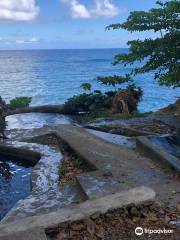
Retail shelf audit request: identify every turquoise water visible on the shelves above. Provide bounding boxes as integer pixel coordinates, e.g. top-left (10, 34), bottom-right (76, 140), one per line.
top-left (0, 49), bottom-right (179, 112)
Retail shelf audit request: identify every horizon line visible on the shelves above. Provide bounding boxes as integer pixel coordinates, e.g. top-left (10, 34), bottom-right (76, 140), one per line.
top-left (0, 47), bottom-right (128, 51)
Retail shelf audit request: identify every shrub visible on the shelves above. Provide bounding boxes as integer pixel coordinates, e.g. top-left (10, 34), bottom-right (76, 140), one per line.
top-left (64, 91), bottom-right (116, 114)
top-left (8, 97), bottom-right (32, 110)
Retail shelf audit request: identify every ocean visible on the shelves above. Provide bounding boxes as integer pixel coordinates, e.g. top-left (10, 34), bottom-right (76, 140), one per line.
top-left (0, 49), bottom-right (179, 112)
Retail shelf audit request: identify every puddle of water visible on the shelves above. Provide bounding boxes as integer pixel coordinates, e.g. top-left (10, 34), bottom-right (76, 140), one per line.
top-left (6, 113), bottom-right (73, 130)
top-left (0, 156), bottom-right (32, 220)
top-left (149, 135), bottom-right (180, 159)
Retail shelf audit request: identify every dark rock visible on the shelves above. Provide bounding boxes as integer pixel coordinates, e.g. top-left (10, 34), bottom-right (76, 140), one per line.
top-left (126, 203), bottom-right (135, 211)
top-left (130, 207), bottom-right (141, 217)
top-left (140, 207), bottom-right (149, 217)
top-left (142, 200), bottom-right (154, 207)
top-left (149, 202), bottom-right (162, 212)
top-left (90, 212), bottom-right (101, 220)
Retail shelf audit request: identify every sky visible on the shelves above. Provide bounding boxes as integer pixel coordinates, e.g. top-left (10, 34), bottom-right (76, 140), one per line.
top-left (0, 0), bottom-right (161, 50)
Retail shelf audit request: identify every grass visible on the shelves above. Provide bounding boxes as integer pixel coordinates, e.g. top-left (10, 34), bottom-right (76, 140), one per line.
top-left (59, 157), bottom-right (83, 177)
top-left (74, 157), bottom-right (83, 167)
top-left (59, 163), bottom-right (68, 176)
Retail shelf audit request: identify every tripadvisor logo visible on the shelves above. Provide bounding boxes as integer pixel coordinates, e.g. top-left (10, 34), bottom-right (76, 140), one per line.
top-left (135, 227), bottom-right (174, 236)
top-left (135, 227), bottom-right (143, 236)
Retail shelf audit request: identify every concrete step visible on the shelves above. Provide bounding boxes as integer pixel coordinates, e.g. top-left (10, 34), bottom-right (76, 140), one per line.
top-left (0, 228), bottom-right (47, 240)
top-left (76, 171), bottom-right (121, 200)
top-left (2, 181), bottom-right (87, 224)
top-left (0, 187), bottom-right (155, 238)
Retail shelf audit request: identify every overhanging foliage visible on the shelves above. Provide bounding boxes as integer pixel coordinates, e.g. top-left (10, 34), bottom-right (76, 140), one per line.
top-left (106, 1), bottom-right (180, 88)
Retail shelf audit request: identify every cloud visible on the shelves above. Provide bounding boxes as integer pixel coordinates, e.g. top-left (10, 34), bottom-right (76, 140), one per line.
top-left (0, 36), bottom-right (40, 44)
top-left (62, 0), bottom-right (90, 19)
top-left (15, 37), bottom-right (40, 44)
top-left (92, 0), bottom-right (119, 18)
top-left (0, 0), bottom-right (39, 21)
top-left (62, 0), bottom-right (119, 19)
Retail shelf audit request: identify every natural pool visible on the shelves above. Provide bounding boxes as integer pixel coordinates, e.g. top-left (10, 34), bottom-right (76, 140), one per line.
top-left (6, 113), bottom-right (73, 130)
top-left (0, 155), bottom-right (32, 220)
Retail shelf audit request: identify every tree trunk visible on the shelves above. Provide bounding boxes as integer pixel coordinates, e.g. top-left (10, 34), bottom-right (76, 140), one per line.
top-left (6, 104), bottom-right (68, 116)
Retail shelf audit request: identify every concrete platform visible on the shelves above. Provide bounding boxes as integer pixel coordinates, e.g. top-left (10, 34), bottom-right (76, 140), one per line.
top-left (0, 186), bottom-right (155, 239)
top-left (137, 136), bottom-right (180, 174)
top-left (76, 171), bottom-right (121, 200)
top-left (53, 125), bottom-right (180, 206)
top-left (1, 124), bottom-right (179, 225)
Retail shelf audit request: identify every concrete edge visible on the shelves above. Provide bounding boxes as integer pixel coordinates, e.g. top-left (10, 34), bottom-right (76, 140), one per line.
top-left (0, 186), bottom-right (156, 237)
top-left (53, 131), bottom-right (98, 171)
top-left (75, 176), bottom-right (89, 201)
top-left (75, 170), bottom-right (121, 200)
top-left (84, 125), bottom-right (154, 137)
top-left (0, 143), bottom-right (40, 164)
top-left (0, 140), bottom-right (63, 222)
top-left (136, 136), bottom-right (180, 174)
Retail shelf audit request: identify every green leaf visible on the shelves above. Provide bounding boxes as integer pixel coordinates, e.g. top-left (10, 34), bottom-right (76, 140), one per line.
top-left (81, 83), bottom-right (92, 91)
top-left (97, 74), bottom-right (132, 86)
top-left (106, 0), bottom-right (180, 88)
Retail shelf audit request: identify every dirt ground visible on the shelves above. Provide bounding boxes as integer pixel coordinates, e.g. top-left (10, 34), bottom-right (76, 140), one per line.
top-left (47, 203), bottom-right (180, 240)
top-left (160, 99), bottom-right (180, 115)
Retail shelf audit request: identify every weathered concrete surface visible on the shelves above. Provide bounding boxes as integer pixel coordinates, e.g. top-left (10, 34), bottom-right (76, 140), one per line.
top-left (6, 112), bottom-right (74, 130)
top-left (3, 182), bottom-right (85, 223)
top-left (1, 113), bottom-right (179, 224)
top-left (0, 228), bottom-right (47, 240)
top-left (85, 111), bottom-right (178, 136)
top-left (6, 125), bottom-right (53, 142)
top-left (85, 120), bottom-right (153, 137)
top-left (137, 136), bottom-right (180, 174)
top-left (0, 142), bottom-right (40, 164)
top-left (76, 171), bottom-right (121, 200)
top-left (0, 186), bottom-right (155, 238)
top-left (87, 129), bottom-right (136, 149)
top-left (54, 125), bottom-right (180, 206)
top-left (0, 140), bottom-right (62, 193)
